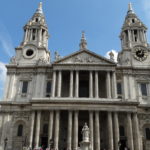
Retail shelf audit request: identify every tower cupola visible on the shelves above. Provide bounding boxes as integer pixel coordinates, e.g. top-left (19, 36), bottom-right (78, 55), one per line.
top-left (21, 2), bottom-right (49, 49)
top-left (120, 3), bottom-right (148, 50)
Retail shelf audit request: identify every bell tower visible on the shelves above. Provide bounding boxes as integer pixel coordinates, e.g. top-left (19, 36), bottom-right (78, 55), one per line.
top-left (14, 2), bottom-right (50, 65)
top-left (22, 2), bottom-right (49, 48)
top-left (120, 3), bottom-right (147, 49)
top-left (118, 3), bottom-right (149, 67)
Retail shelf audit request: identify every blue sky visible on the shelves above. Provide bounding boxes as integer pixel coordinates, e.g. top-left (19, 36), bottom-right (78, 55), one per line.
top-left (0, 0), bottom-right (150, 99)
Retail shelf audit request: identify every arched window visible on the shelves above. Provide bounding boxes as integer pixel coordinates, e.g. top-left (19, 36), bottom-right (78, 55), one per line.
top-left (145, 128), bottom-right (150, 140)
top-left (119, 125), bottom-right (125, 137)
top-left (17, 124), bottom-right (23, 137)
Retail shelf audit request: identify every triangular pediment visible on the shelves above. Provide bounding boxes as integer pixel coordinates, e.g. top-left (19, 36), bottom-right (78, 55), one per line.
top-left (54, 50), bottom-right (116, 65)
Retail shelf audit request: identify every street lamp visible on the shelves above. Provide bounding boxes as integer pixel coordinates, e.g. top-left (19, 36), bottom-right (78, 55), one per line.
top-left (118, 140), bottom-right (121, 150)
top-left (4, 138), bottom-right (8, 150)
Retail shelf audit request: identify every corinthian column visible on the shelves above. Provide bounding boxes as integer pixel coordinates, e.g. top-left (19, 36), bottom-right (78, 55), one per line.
top-left (48, 111), bottom-right (54, 145)
top-left (54, 111), bottom-right (60, 150)
top-left (95, 111), bottom-right (100, 150)
top-left (69, 71), bottom-right (74, 97)
top-left (95, 71), bottom-right (99, 98)
top-left (29, 111), bottom-right (35, 148)
top-left (112, 71), bottom-right (117, 98)
top-left (89, 111), bottom-right (94, 150)
top-left (57, 71), bottom-right (62, 97)
top-left (52, 71), bottom-right (56, 97)
top-left (106, 71), bottom-right (111, 98)
top-left (75, 71), bottom-right (79, 98)
top-left (73, 111), bottom-right (79, 150)
top-left (127, 113), bottom-right (134, 150)
top-left (114, 112), bottom-right (119, 150)
top-left (108, 112), bottom-right (114, 150)
top-left (89, 71), bottom-right (93, 98)
top-left (133, 113), bottom-right (140, 150)
top-left (35, 111), bottom-right (41, 148)
top-left (67, 111), bottom-right (73, 150)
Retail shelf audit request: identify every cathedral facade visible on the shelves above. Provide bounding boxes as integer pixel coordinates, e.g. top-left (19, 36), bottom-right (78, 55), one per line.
top-left (0, 2), bottom-right (150, 150)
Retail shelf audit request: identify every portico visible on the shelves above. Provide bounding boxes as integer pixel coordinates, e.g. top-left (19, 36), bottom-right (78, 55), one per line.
top-left (29, 102), bottom-right (140, 150)
top-left (51, 69), bottom-right (117, 99)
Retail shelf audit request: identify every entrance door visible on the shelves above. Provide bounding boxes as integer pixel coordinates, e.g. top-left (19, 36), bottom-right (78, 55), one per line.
top-left (41, 137), bottom-right (48, 150)
top-left (119, 138), bottom-right (127, 150)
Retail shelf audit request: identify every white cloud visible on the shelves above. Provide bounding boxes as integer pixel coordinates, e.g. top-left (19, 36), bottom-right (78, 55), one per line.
top-left (0, 22), bottom-right (14, 57)
top-left (0, 61), bottom-right (6, 98)
top-left (0, 61), bottom-right (7, 83)
top-left (142, 0), bottom-right (150, 17)
top-left (105, 49), bottom-right (118, 62)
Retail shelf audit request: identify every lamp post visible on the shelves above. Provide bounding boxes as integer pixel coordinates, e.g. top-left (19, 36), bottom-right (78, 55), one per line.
top-left (4, 138), bottom-right (8, 150)
top-left (118, 141), bottom-right (121, 150)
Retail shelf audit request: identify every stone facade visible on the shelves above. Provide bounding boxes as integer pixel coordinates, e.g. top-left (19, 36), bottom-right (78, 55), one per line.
top-left (0, 2), bottom-right (150, 150)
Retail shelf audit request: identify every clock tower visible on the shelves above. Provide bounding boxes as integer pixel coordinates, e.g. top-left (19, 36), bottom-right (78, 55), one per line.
top-left (118, 3), bottom-right (150, 67)
top-left (13, 2), bottom-right (50, 66)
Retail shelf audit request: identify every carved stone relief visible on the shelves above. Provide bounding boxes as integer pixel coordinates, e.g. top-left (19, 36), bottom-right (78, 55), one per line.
top-left (13, 112), bottom-right (30, 121)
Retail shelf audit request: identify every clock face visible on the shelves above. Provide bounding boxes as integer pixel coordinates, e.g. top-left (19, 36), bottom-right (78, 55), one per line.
top-left (133, 46), bottom-right (148, 61)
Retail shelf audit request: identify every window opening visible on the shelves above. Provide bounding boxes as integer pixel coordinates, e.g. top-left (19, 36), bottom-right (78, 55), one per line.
top-left (146, 128), bottom-right (150, 140)
top-left (46, 81), bottom-right (51, 97)
top-left (22, 81), bottom-right (28, 94)
top-left (17, 124), bottom-right (23, 136)
top-left (140, 83), bottom-right (148, 96)
top-left (119, 125), bottom-right (125, 137)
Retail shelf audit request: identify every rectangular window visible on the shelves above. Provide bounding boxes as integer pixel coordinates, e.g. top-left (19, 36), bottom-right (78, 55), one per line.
top-left (46, 81), bottom-right (51, 97)
top-left (117, 82), bottom-right (122, 95)
top-left (140, 83), bottom-right (148, 96)
top-left (146, 128), bottom-right (150, 140)
top-left (22, 81), bottom-right (28, 94)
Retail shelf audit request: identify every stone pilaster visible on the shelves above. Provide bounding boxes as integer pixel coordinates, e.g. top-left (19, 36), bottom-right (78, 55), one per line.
top-left (89, 111), bottom-right (94, 150)
top-left (67, 111), bottom-right (73, 150)
top-left (95, 111), bottom-right (100, 150)
top-left (48, 111), bottom-right (54, 145)
top-left (114, 112), bottom-right (119, 150)
top-left (108, 112), bottom-right (114, 150)
top-left (127, 113), bottom-right (134, 150)
top-left (95, 71), bottom-right (99, 98)
top-left (69, 71), bottom-right (74, 98)
top-left (57, 71), bottom-right (62, 97)
top-left (89, 71), bottom-right (93, 98)
top-left (52, 71), bottom-right (56, 97)
top-left (73, 111), bottom-right (79, 150)
top-left (29, 111), bottom-right (35, 148)
top-left (106, 71), bottom-right (111, 98)
top-left (54, 111), bottom-right (60, 150)
top-left (75, 71), bottom-right (79, 98)
top-left (35, 111), bottom-right (41, 148)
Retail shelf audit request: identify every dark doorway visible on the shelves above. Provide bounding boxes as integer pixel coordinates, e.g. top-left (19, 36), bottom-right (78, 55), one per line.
top-left (41, 137), bottom-right (48, 150)
top-left (119, 138), bottom-right (127, 150)
top-left (78, 125), bottom-right (83, 144)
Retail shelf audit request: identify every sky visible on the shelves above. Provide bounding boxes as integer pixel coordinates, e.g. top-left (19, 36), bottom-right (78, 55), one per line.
top-left (0, 0), bottom-right (150, 99)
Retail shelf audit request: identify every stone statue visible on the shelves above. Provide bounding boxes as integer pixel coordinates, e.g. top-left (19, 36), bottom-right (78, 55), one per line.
top-left (80, 123), bottom-right (90, 150)
top-left (55, 51), bottom-right (61, 61)
top-left (10, 56), bottom-right (17, 64)
top-left (109, 51), bottom-right (114, 61)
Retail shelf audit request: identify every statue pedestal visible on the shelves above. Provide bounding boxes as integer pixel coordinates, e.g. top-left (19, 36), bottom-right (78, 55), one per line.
top-left (80, 141), bottom-right (90, 150)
